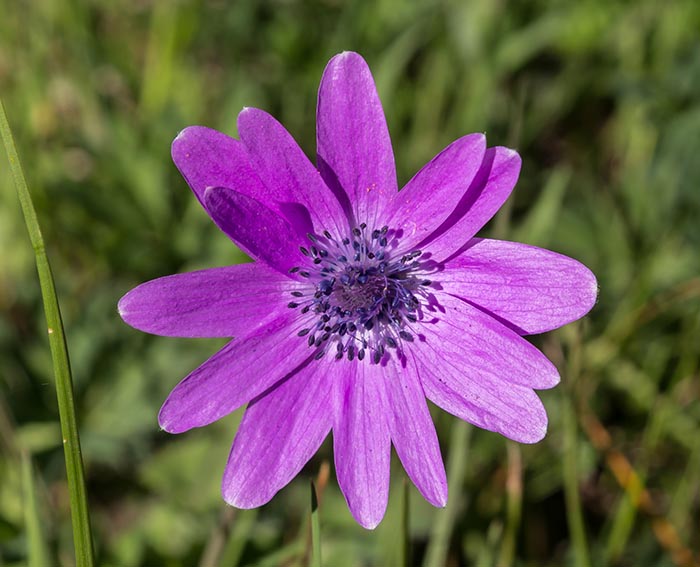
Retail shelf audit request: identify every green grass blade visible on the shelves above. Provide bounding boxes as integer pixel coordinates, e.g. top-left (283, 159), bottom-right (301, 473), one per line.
top-left (1, 99), bottom-right (95, 567)
top-left (310, 481), bottom-right (321, 567)
top-left (21, 451), bottom-right (51, 567)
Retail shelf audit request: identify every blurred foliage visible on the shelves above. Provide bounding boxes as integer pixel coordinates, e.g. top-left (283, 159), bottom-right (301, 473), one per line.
top-left (1, 0), bottom-right (699, 565)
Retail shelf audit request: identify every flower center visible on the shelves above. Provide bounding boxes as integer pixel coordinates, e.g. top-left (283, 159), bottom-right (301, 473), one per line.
top-left (287, 224), bottom-right (432, 363)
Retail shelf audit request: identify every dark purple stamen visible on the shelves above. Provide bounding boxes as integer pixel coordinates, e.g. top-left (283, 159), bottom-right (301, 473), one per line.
top-left (286, 223), bottom-right (432, 364)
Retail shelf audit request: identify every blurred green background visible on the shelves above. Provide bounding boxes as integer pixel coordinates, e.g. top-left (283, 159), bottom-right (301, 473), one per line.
top-left (1, 0), bottom-right (700, 565)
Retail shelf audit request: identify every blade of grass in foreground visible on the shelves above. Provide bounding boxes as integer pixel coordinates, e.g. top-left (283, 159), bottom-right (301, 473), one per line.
top-left (1, 99), bottom-right (95, 567)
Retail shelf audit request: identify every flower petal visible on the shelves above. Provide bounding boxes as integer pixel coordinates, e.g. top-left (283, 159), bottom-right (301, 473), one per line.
top-left (171, 126), bottom-right (262, 208)
top-left (222, 361), bottom-right (333, 508)
top-left (171, 126), bottom-right (311, 235)
top-left (384, 134), bottom-right (486, 253)
top-left (158, 310), bottom-right (313, 433)
top-left (384, 355), bottom-right (447, 507)
top-left (410, 293), bottom-right (555, 443)
top-left (118, 263), bottom-right (299, 338)
top-left (204, 187), bottom-right (307, 276)
top-left (439, 238), bottom-right (598, 334)
top-left (333, 360), bottom-right (391, 529)
top-left (317, 51), bottom-right (397, 229)
top-left (420, 147), bottom-right (521, 262)
top-left (237, 107), bottom-right (349, 236)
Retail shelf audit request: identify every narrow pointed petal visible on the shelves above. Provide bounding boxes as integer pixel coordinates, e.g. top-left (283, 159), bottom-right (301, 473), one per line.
top-left (171, 126), bottom-right (311, 235)
top-left (410, 293), bottom-right (555, 443)
top-left (384, 355), bottom-right (447, 507)
top-left (420, 147), bottom-right (521, 262)
top-left (204, 187), bottom-right (307, 276)
top-left (237, 107), bottom-right (349, 236)
top-left (439, 238), bottom-right (598, 334)
top-left (158, 311), bottom-right (313, 433)
top-left (171, 126), bottom-right (262, 208)
top-left (118, 263), bottom-right (300, 338)
top-left (420, 361), bottom-right (548, 444)
top-left (384, 134), bottom-right (486, 253)
top-left (317, 51), bottom-right (397, 228)
top-left (222, 362), bottom-right (333, 508)
top-left (333, 361), bottom-right (391, 529)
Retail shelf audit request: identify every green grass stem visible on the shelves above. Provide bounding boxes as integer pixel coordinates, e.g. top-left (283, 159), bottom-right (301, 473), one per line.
top-left (1, 99), bottom-right (95, 567)
top-left (21, 452), bottom-right (51, 567)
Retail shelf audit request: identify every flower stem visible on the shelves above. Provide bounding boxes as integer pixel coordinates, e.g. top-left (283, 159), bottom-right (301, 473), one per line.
top-left (397, 477), bottom-right (410, 567)
top-left (561, 325), bottom-right (591, 567)
top-left (423, 420), bottom-right (472, 567)
top-left (0, 99), bottom-right (95, 567)
top-left (497, 442), bottom-right (523, 566)
top-left (310, 481), bottom-right (322, 567)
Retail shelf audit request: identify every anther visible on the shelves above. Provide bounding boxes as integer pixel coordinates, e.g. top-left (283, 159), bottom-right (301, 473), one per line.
top-left (298, 328), bottom-right (311, 337)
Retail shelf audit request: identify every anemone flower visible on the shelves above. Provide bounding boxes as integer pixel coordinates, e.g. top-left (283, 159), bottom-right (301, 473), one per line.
top-left (118, 51), bottom-right (597, 529)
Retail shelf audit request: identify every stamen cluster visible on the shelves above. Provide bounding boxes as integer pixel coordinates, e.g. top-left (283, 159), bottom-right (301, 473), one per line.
top-left (287, 224), bottom-right (432, 363)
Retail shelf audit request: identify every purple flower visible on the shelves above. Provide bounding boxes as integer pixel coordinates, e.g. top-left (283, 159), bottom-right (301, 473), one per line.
top-left (118, 52), bottom-right (597, 529)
